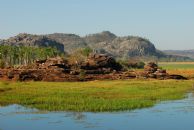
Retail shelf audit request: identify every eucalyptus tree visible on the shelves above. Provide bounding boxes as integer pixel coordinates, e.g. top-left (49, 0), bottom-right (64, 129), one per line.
top-left (0, 45), bottom-right (62, 68)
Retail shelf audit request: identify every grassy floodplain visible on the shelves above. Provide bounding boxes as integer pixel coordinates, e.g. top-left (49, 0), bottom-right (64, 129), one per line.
top-left (0, 80), bottom-right (193, 112)
top-left (159, 62), bottom-right (194, 78)
top-left (159, 62), bottom-right (194, 70)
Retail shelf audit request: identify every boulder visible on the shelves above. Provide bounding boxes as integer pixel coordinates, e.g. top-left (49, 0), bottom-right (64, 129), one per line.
top-left (143, 62), bottom-right (169, 79)
top-left (144, 62), bottom-right (158, 73)
top-left (36, 57), bottom-right (69, 69)
top-left (142, 62), bottom-right (187, 80)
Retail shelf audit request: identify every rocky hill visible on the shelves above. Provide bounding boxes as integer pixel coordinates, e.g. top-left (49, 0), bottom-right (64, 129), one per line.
top-left (47, 33), bottom-right (87, 53)
top-left (0, 33), bottom-right (64, 52)
top-left (1, 31), bottom-right (192, 61)
top-left (84, 31), bottom-right (117, 44)
top-left (87, 35), bottom-right (164, 58)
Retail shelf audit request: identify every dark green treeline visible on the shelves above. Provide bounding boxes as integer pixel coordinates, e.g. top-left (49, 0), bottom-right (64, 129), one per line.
top-left (0, 45), bottom-right (62, 68)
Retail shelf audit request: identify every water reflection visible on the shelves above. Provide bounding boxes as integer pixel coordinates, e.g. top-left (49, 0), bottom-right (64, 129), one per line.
top-left (1, 93), bottom-right (194, 130)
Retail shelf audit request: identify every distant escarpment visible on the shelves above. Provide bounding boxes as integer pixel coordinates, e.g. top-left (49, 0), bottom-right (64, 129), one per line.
top-left (0, 33), bottom-right (64, 52)
top-left (47, 33), bottom-right (87, 53)
top-left (163, 50), bottom-right (194, 59)
top-left (1, 31), bottom-right (192, 61)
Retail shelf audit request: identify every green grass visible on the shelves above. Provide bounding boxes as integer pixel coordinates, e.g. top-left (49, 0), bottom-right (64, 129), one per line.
top-left (159, 63), bottom-right (194, 70)
top-left (0, 80), bottom-right (193, 112)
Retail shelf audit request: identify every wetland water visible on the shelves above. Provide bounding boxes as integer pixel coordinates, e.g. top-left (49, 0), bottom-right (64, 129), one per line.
top-left (0, 93), bottom-right (194, 130)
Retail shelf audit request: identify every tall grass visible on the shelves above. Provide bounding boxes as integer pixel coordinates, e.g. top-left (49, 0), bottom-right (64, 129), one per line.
top-left (0, 80), bottom-right (193, 112)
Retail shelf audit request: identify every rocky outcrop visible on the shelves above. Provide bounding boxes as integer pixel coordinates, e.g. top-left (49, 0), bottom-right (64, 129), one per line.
top-left (81, 53), bottom-right (122, 72)
top-left (0, 57), bottom-right (187, 82)
top-left (143, 62), bottom-right (168, 79)
top-left (144, 62), bottom-right (159, 74)
top-left (36, 57), bottom-right (69, 70)
top-left (138, 62), bottom-right (187, 80)
top-left (0, 54), bottom-right (123, 81)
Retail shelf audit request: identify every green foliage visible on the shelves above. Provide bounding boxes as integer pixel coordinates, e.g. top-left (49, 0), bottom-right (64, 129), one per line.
top-left (67, 48), bottom-right (89, 67)
top-left (137, 61), bottom-right (145, 68)
top-left (118, 60), bottom-right (145, 70)
top-left (0, 45), bottom-right (62, 68)
top-left (117, 60), bottom-right (129, 70)
top-left (80, 47), bottom-right (93, 57)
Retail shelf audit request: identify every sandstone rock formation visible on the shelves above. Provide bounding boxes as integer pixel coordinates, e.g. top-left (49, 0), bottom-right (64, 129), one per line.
top-left (81, 53), bottom-right (122, 73)
top-left (0, 54), bottom-right (124, 81)
top-left (139, 62), bottom-right (187, 80)
top-left (0, 58), bottom-right (187, 82)
top-left (143, 62), bottom-right (168, 79)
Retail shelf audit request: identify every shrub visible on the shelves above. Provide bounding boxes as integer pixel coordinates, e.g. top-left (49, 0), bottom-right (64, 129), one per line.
top-left (81, 47), bottom-right (93, 57)
top-left (137, 61), bottom-right (145, 69)
top-left (118, 60), bottom-right (145, 70)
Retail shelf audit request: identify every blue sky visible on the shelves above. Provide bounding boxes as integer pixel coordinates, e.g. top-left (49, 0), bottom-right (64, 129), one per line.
top-left (0, 0), bottom-right (193, 50)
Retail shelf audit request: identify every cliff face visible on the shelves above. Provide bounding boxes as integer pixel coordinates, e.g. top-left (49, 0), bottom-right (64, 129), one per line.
top-left (86, 35), bottom-right (163, 58)
top-left (47, 33), bottom-right (87, 53)
top-left (1, 31), bottom-right (192, 61)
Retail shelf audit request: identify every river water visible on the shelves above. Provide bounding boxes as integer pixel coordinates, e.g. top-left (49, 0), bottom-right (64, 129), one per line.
top-left (0, 93), bottom-right (194, 130)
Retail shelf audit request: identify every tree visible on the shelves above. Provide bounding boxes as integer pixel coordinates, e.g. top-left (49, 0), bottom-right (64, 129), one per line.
top-left (0, 45), bottom-right (63, 68)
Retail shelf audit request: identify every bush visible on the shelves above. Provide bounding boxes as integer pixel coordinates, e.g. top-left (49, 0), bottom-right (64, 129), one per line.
top-left (117, 60), bottom-right (129, 71)
top-left (118, 60), bottom-right (145, 70)
top-left (68, 49), bottom-right (86, 66)
top-left (81, 47), bottom-right (93, 57)
top-left (136, 61), bottom-right (145, 69)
